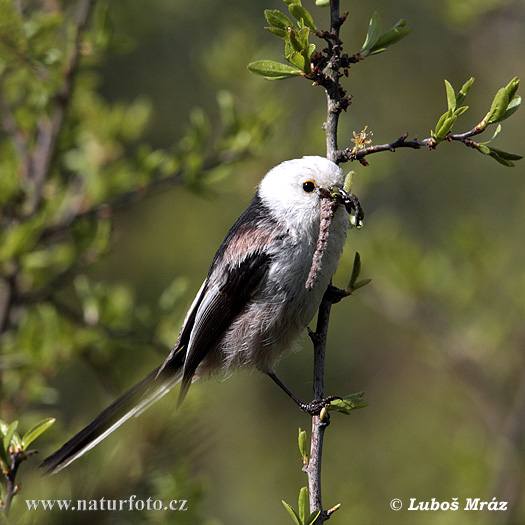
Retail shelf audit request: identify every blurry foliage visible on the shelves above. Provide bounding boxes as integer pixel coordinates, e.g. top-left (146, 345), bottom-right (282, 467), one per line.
top-left (438, 0), bottom-right (522, 30)
top-left (0, 0), bottom-right (273, 519)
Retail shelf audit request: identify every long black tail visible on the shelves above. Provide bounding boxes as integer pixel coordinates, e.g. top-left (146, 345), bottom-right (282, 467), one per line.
top-left (40, 355), bottom-right (184, 475)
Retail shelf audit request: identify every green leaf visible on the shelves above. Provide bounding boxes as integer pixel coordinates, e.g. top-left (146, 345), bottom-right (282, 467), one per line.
top-left (485, 87), bottom-right (510, 124)
top-left (298, 487), bottom-right (309, 525)
top-left (288, 4), bottom-right (316, 31)
top-left (0, 420), bottom-right (11, 468)
top-left (348, 252), bottom-right (362, 289)
top-left (368, 19), bottom-right (412, 56)
top-left (283, 0), bottom-right (302, 5)
top-left (499, 95), bottom-right (521, 122)
top-left (353, 278), bottom-right (372, 291)
top-left (282, 500), bottom-right (301, 525)
top-left (298, 428), bottom-right (308, 461)
top-left (3, 421), bottom-right (19, 453)
top-left (265, 9), bottom-right (294, 30)
top-left (287, 51), bottom-right (307, 71)
top-left (476, 144), bottom-right (522, 167)
top-left (21, 417), bottom-right (56, 450)
top-left (265, 26), bottom-right (288, 39)
top-left (287, 27), bottom-right (304, 52)
top-left (361, 12), bottom-right (382, 54)
top-left (453, 105), bottom-right (469, 117)
top-left (477, 144), bottom-right (491, 155)
top-left (456, 77), bottom-right (475, 106)
top-left (315, 0), bottom-right (330, 6)
top-left (444, 80), bottom-right (456, 111)
top-left (247, 60), bottom-right (302, 80)
top-left (505, 76), bottom-right (520, 101)
top-left (328, 392), bottom-right (368, 415)
top-left (434, 115), bottom-right (457, 141)
top-left (343, 170), bottom-right (355, 194)
top-left (483, 123), bottom-right (502, 143)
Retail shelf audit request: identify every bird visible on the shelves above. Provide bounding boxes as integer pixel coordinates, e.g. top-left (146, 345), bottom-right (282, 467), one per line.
top-left (40, 155), bottom-right (356, 474)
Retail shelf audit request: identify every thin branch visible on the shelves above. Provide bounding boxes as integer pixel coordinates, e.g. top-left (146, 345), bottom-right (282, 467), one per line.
top-left (2, 452), bottom-right (23, 517)
top-left (307, 2), bottom-right (346, 519)
top-left (317, 2), bottom-right (348, 163)
top-left (336, 123), bottom-right (488, 165)
top-left (37, 149), bottom-right (245, 244)
top-left (27, 0), bottom-right (95, 216)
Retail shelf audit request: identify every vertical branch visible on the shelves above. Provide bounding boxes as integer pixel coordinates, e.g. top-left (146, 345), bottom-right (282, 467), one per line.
top-left (308, 1), bottom-right (345, 521)
top-left (323, 0), bottom-right (343, 162)
top-left (307, 289), bottom-right (336, 521)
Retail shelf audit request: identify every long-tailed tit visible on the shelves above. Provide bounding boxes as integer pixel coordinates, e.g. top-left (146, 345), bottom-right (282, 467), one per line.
top-left (41, 156), bottom-right (356, 474)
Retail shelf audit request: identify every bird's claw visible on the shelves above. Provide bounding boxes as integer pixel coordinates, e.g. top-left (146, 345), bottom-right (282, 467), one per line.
top-left (299, 396), bottom-right (342, 416)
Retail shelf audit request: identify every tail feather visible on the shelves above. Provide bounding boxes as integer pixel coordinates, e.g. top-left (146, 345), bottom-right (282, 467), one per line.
top-left (40, 356), bottom-right (184, 475)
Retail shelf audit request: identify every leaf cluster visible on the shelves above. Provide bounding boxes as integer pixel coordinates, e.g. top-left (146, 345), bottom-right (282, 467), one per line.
top-left (359, 12), bottom-right (412, 57)
top-left (431, 77), bottom-right (522, 166)
top-left (249, 0), bottom-right (317, 80)
top-left (283, 486), bottom-right (320, 525)
top-left (0, 418), bottom-right (55, 508)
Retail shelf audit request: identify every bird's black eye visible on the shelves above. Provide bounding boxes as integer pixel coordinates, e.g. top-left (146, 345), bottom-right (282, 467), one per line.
top-left (302, 180), bottom-right (316, 193)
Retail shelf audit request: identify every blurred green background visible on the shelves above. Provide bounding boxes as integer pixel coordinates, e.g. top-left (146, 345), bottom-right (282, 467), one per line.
top-left (1, 0), bottom-right (525, 523)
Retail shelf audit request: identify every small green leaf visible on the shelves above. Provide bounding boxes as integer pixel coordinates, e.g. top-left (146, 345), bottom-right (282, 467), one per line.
top-left (265, 26), bottom-right (288, 39)
top-left (328, 392), bottom-right (368, 415)
top-left (21, 417), bottom-right (56, 450)
top-left (315, 0), bottom-right (330, 6)
top-left (505, 76), bottom-right (520, 101)
top-left (368, 19), bottom-right (412, 56)
top-left (456, 77), bottom-right (475, 106)
top-left (477, 144), bottom-right (491, 155)
top-left (348, 252), bottom-right (362, 290)
top-left (247, 60), bottom-right (302, 80)
top-left (298, 428), bottom-right (308, 461)
top-left (299, 487), bottom-right (309, 525)
top-left (288, 4), bottom-right (316, 31)
top-left (0, 453), bottom-right (9, 472)
top-left (361, 12), bottom-right (382, 54)
top-left (499, 95), bottom-right (521, 122)
top-left (453, 105), bottom-right (469, 117)
top-left (3, 421), bottom-right (18, 453)
top-left (488, 147), bottom-right (522, 167)
top-left (287, 51), bottom-right (307, 72)
top-left (282, 500), bottom-right (301, 525)
top-left (483, 123), bottom-right (502, 143)
top-left (476, 144), bottom-right (522, 166)
top-left (343, 170), bottom-right (355, 194)
top-left (434, 115), bottom-right (457, 141)
top-left (265, 9), bottom-right (294, 30)
top-left (444, 80), bottom-right (456, 111)
top-left (488, 147), bottom-right (522, 161)
top-left (434, 109), bottom-right (452, 136)
top-left (485, 87), bottom-right (510, 124)
top-left (283, 0), bottom-right (302, 5)
top-left (287, 27), bottom-right (304, 52)
top-left (352, 278), bottom-right (372, 291)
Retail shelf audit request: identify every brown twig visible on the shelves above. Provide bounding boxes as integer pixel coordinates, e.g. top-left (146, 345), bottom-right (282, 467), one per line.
top-left (2, 451), bottom-right (24, 517)
top-left (336, 123), bottom-right (489, 165)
